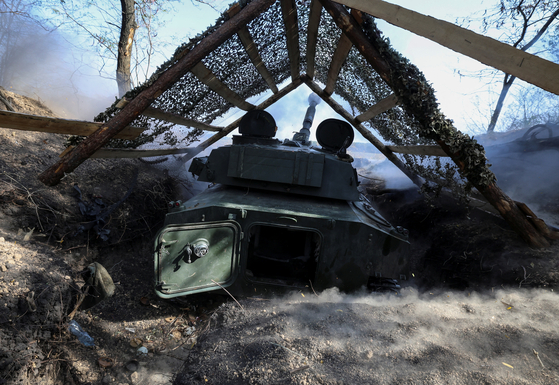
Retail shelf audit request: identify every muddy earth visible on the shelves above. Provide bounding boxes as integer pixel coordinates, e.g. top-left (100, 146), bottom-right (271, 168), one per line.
top-left (0, 91), bottom-right (558, 385)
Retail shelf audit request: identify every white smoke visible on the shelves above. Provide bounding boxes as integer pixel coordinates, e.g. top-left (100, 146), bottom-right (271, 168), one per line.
top-left (2, 20), bottom-right (117, 120)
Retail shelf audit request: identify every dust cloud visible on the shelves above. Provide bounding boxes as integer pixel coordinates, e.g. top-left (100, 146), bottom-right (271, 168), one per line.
top-left (176, 287), bottom-right (559, 384)
top-left (362, 158), bottom-right (417, 190)
top-left (1, 21), bottom-right (116, 120)
top-left (482, 125), bottom-right (559, 227)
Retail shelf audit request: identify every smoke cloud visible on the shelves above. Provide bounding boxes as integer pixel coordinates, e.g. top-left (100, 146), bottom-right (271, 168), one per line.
top-left (1, 19), bottom-right (116, 120)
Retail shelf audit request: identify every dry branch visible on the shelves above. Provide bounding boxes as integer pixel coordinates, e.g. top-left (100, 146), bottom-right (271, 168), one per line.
top-left (0, 89), bottom-right (15, 112)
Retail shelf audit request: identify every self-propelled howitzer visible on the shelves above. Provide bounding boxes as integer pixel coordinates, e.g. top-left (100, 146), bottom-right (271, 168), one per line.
top-left (154, 95), bottom-right (409, 298)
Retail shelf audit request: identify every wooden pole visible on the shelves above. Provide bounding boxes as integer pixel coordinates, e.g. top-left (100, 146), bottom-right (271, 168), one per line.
top-left (355, 94), bottom-right (398, 122)
top-left (38, 0), bottom-right (275, 186)
top-left (385, 145), bottom-right (447, 157)
top-left (320, 0), bottom-right (550, 248)
top-left (324, 32), bottom-right (353, 95)
top-left (0, 110), bottom-right (144, 139)
top-left (190, 62), bottom-right (255, 110)
top-left (280, 0), bottom-right (301, 81)
top-left (228, 3), bottom-right (279, 94)
top-left (306, 0), bottom-right (322, 79)
top-left (115, 98), bottom-right (223, 132)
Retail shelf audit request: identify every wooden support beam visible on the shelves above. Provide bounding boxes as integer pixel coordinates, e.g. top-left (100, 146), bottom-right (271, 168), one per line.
top-left (115, 98), bottom-right (222, 132)
top-left (228, 4), bottom-right (278, 94)
top-left (303, 76), bottom-right (423, 187)
top-left (334, 0), bottom-right (559, 96)
top-left (62, 146), bottom-right (196, 159)
top-left (306, 0), bottom-right (322, 78)
top-left (191, 61), bottom-right (255, 111)
top-left (324, 9), bottom-right (362, 95)
top-left (38, 0), bottom-right (275, 186)
top-left (280, 0), bottom-right (300, 81)
top-left (322, 0), bottom-right (550, 248)
top-left (0, 110), bottom-right (144, 140)
top-left (386, 145), bottom-right (447, 157)
top-left (355, 94), bottom-right (398, 122)
top-left (324, 33), bottom-right (353, 95)
top-left (180, 78), bottom-right (303, 163)
top-left (137, 107), bottom-right (222, 132)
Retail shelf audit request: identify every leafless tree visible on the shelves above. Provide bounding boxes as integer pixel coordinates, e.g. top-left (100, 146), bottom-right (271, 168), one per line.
top-left (51, 0), bottom-right (222, 97)
top-left (462, 0), bottom-right (559, 133)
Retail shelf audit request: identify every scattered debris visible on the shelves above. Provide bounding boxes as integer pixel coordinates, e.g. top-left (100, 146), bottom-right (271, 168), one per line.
top-left (23, 227), bottom-right (34, 241)
top-left (126, 360), bottom-right (140, 372)
top-left (97, 357), bottom-right (114, 368)
top-left (26, 290), bottom-right (37, 312)
top-left (290, 365), bottom-right (310, 374)
top-left (79, 262), bottom-right (115, 310)
top-left (500, 300), bottom-right (514, 310)
top-left (533, 349), bottom-right (545, 369)
top-left (130, 338), bottom-right (143, 348)
top-left (137, 346), bottom-right (149, 356)
top-left (68, 320), bottom-right (95, 347)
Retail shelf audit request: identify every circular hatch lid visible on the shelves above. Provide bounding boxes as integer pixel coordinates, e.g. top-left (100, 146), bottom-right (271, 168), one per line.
top-left (239, 110), bottom-right (277, 138)
top-left (316, 118), bottom-right (354, 152)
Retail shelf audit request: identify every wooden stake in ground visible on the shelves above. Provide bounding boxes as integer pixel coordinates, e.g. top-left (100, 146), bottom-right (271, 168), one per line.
top-left (320, 0), bottom-right (550, 248)
top-left (38, 0), bottom-right (276, 186)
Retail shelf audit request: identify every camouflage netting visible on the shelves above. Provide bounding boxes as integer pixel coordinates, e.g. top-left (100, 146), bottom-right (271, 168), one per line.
top-left (90, 0), bottom-right (495, 198)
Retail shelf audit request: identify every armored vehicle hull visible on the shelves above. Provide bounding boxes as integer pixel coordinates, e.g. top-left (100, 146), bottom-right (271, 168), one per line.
top-left (154, 185), bottom-right (409, 298)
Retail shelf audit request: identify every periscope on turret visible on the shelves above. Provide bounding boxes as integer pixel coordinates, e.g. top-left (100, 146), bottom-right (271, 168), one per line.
top-left (154, 94), bottom-right (410, 297)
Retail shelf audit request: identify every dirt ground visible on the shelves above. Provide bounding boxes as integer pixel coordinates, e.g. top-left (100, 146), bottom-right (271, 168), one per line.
top-left (0, 91), bottom-right (558, 385)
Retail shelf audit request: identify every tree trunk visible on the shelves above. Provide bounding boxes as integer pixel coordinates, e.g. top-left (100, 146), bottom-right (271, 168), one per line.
top-left (117, 0), bottom-right (137, 97)
top-left (487, 74), bottom-right (516, 133)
